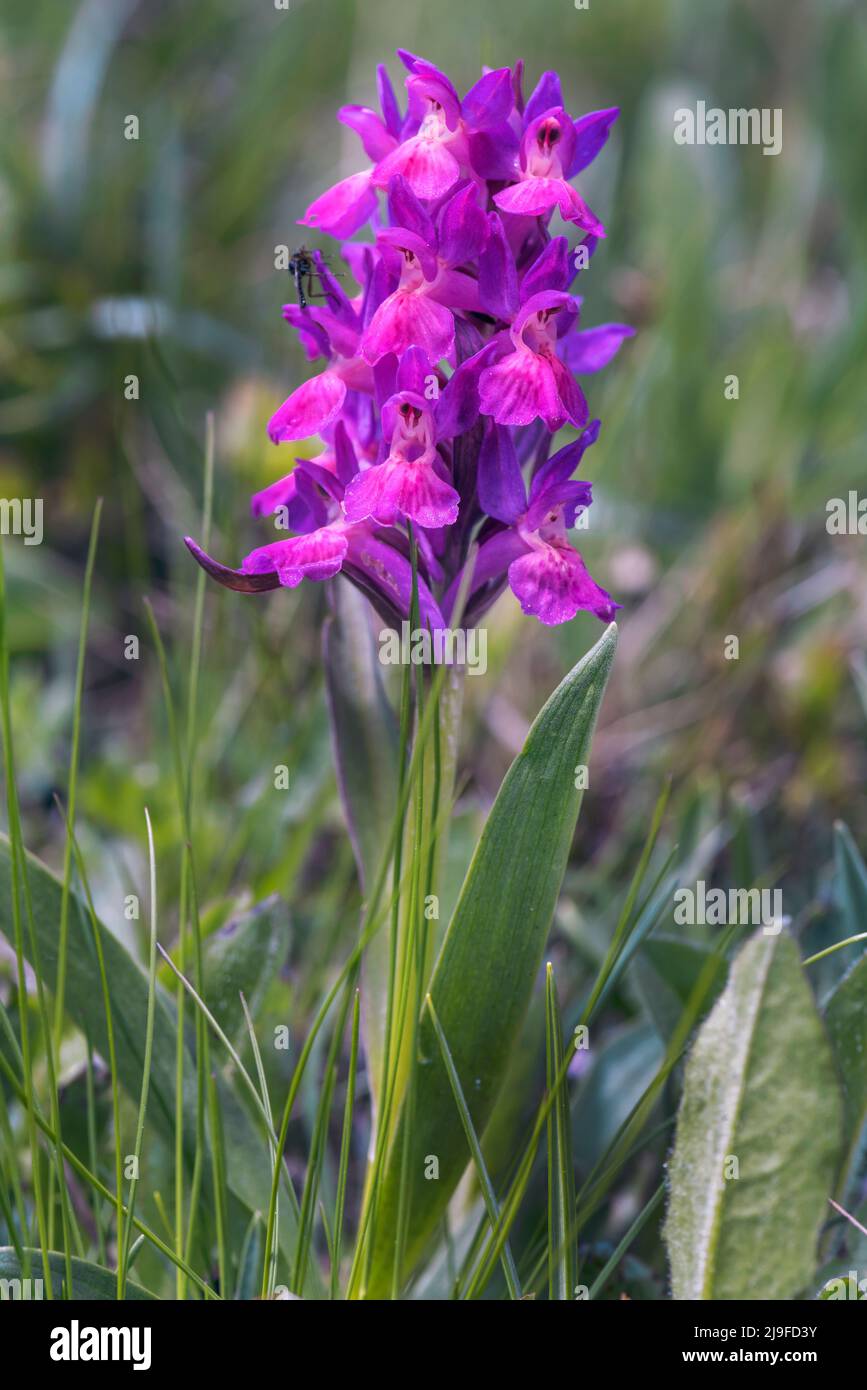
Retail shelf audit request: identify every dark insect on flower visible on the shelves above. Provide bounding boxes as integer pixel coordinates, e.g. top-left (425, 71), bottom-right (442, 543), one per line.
top-left (288, 245), bottom-right (340, 309)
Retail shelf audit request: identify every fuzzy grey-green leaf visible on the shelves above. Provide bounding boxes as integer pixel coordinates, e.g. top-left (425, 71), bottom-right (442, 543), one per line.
top-left (665, 932), bottom-right (843, 1300)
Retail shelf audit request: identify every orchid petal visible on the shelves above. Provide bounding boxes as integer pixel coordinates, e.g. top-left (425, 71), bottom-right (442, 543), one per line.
top-left (338, 105), bottom-right (398, 163)
top-left (396, 345), bottom-right (435, 396)
top-left (561, 323), bottom-right (635, 374)
top-left (569, 106), bottom-right (620, 176)
top-left (479, 349), bottom-right (563, 429)
top-left (300, 171), bottom-right (378, 239)
top-left (243, 526), bottom-right (349, 587)
top-left (185, 536), bottom-right (280, 593)
top-left (477, 422), bottom-right (527, 524)
top-left (374, 134), bottom-right (460, 200)
top-left (467, 124), bottom-right (520, 181)
top-left (437, 183), bottom-right (488, 268)
top-left (268, 371), bottom-right (346, 443)
top-left (362, 290), bottom-right (454, 366)
top-left (548, 352), bottom-right (589, 428)
top-left (520, 236), bottom-right (572, 298)
top-left (344, 456), bottom-right (459, 529)
top-left (386, 174), bottom-right (437, 246)
top-left (508, 544), bottom-right (619, 625)
top-left (479, 213), bottom-right (519, 321)
top-left (530, 419), bottom-right (601, 502)
top-left (523, 73), bottom-right (564, 127)
top-left (462, 68), bottom-right (514, 127)
top-left (346, 528), bottom-right (446, 628)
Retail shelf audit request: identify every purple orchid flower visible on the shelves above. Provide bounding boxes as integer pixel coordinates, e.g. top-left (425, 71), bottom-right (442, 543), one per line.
top-left (447, 421), bottom-right (619, 626)
top-left (437, 231), bottom-right (634, 433)
top-left (343, 344), bottom-right (460, 531)
top-left (189, 52), bottom-right (633, 633)
top-left (488, 68), bottom-right (619, 236)
top-left (300, 55), bottom-right (512, 236)
top-left (360, 178), bottom-right (487, 367)
top-left (186, 434), bottom-right (445, 632)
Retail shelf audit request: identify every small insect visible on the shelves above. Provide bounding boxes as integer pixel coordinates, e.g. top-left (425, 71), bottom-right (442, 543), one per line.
top-left (287, 245), bottom-right (341, 310)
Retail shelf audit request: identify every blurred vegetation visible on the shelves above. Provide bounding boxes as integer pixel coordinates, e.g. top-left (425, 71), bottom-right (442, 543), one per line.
top-left (1, 0), bottom-right (866, 1296)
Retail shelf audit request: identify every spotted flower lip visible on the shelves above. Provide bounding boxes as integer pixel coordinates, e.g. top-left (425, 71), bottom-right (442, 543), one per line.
top-left (359, 179), bottom-right (486, 366)
top-left (191, 51), bottom-right (633, 631)
top-left (493, 107), bottom-right (606, 235)
top-left (344, 387), bottom-right (459, 530)
top-left (446, 419), bottom-right (620, 626)
top-left (478, 290), bottom-right (588, 432)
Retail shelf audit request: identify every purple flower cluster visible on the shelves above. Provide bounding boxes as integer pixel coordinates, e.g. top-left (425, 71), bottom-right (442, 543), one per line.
top-left (187, 52), bottom-right (633, 629)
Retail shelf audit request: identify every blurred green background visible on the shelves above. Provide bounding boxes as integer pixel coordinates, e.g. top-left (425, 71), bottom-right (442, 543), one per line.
top-left (1, 0), bottom-right (866, 1293)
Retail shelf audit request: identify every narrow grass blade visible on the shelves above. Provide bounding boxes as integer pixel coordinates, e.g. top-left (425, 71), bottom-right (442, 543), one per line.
top-left (118, 808), bottom-right (159, 1297)
top-left (54, 499), bottom-right (102, 1049)
top-left (427, 995), bottom-right (521, 1300)
top-left (545, 964), bottom-right (576, 1301)
top-left (331, 989), bottom-right (360, 1300)
top-left (587, 1183), bottom-right (664, 1300)
top-left (0, 1049), bottom-right (217, 1299)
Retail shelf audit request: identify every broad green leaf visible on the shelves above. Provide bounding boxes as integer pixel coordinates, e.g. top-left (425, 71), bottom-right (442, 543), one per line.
top-left (573, 1021), bottom-right (665, 1172)
top-left (0, 1248), bottom-right (156, 1300)
top-left (365, 623), bottom-right (617, 1295)
top-left (634, 936), bottom-right (727, 1041)
top-left (233, 1213), bottom-right (264, 1301)
top-left (201, 894), bottom-right (289, 1044)
top-left (427, 997), bottom-right (521, 1299)
top-left (834, 820), bottom-right (867, 944)
top-left (825, 949), bottom-right (867, 1199)
top-left (665, 932), bottom-right (843, 1300)
top-left (823, 824), bottom-right (867, 1197)
top-left (478, 992), bottom-right (544, 1186)
top-left (0, 837), bottom-right (319, 1295)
